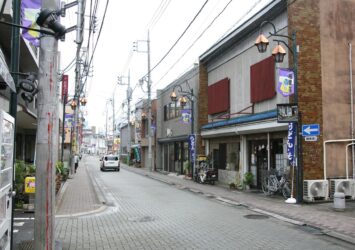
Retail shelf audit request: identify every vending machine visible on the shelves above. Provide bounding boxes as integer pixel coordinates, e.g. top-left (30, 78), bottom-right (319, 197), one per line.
top-left (0, 110), bottom-right (15, 250)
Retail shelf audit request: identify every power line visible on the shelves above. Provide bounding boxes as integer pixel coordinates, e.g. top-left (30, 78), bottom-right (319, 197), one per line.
top-left (154, 0), bottom-right (234, 87)
top-left (142, 0), bottom-right (209, 79)
top-left (147, 0), bottom-right (172, 30)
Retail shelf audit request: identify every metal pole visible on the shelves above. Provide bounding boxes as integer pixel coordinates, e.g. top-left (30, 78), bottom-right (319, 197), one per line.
top-left (127, 71), bottom-right (131, 165)
top-left (112, 94), bottom-right (115, 152)
top-left (292, 31), bottom-right (303, 203)
top-left (147, 30), bottom-right (152, 171)
top-left (34, 0), bottom-right (58, 248)
top-left (191, 90), bottom-right (194, 178)
top-left (349, 43), bottom-right (354, 178)
top-left (9, 0), bottom-right (20, 248)
top-left (61, 95), bottom-right (66, 162)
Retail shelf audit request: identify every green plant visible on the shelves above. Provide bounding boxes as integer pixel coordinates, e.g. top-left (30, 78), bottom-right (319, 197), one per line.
top-left (183, 161), bottom-right (190, 175)
top-left (56, 161), bottom-right (64, 174)
top-left (229, 182), bottom-right (236, 189)
top-left (244, 172), bottom-right (254, 186)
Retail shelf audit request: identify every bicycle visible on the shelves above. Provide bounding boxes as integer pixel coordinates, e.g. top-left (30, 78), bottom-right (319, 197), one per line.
top-left (261, 169), bottom-right (291, 199)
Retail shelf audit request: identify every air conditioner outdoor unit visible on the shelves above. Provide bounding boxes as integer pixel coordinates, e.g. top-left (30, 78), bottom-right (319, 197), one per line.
top-left (303, 180), bottom-right (329, 202)
top-left (330, 179), bottom-right (355, 199)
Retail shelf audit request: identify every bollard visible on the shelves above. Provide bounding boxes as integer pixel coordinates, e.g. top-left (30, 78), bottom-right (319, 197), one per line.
top-left (333, 192), bottom-right (345, 211)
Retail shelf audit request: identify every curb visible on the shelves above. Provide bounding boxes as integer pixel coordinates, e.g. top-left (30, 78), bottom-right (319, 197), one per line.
top-left (85, 164), bottom-right (107, 205)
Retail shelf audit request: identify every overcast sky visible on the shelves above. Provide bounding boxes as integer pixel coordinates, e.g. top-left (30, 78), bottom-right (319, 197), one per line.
top-left (59, 0), bottom-right (271, 133)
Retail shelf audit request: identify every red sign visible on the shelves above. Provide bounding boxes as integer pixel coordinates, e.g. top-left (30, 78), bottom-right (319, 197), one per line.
top-left (62, 75), bottom-right (68, 101)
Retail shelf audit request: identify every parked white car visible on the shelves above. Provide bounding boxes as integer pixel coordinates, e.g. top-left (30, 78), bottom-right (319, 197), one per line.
top-left (100, 155), bottom-right (120, 171)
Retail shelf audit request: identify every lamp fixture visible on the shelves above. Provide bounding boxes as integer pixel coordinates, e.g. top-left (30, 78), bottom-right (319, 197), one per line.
top-left (36, 9), bottom-right (66, 38)
top-left (272, 44), bottom-right (287, 63)
top-left (19, 74), bottom-right (37, 92)
top-left (70, 100), bottom-right (77, 110)
top-left (80, 97), bottom-right (87, 106)
top-left (255, 34), bottom-right (269, 53)
top-left (170, 91), bottom-right (177, 102)
top-left (179, 96), bottom-right (187, 107)
top-left (141, 112), bottom-right (147, 120)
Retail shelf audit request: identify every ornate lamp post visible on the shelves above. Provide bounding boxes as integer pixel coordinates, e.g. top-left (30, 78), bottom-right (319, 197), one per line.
top-left (255, 20), bottom-right (302, 203)
top-left (170, 82), bottom-right (195, 178)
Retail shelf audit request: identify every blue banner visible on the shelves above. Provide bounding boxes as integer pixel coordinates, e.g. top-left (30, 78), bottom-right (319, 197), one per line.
top-left (188, 134), bottom-right (196, 164)
top-left (287, 122), bottom-right (296, 166)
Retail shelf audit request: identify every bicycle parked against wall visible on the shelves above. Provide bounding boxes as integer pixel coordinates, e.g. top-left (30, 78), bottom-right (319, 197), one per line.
top-left (261, 169), bottom-right (291, 199)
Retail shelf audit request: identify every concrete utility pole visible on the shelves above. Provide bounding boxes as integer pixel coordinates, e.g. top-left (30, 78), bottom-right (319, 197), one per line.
top-left (112, 93), bottom-right (115, 138)
top-left (34, 0), bottom-right (58, 248)
top-left (71, 0), bottom-right (84, 175)
top-left (147, 31), bottom-right (152, 172)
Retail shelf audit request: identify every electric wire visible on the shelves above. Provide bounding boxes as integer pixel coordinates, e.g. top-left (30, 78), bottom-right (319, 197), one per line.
top-left (147, 0), bottom-right (172, 31)
top-left (140, 0), bottom-right (209, 81)
top-left (154, 0), bottom-right (234, 87)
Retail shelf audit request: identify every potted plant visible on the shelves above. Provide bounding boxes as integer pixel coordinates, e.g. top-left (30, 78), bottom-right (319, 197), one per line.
top-left (243, 172), bottom-right (254, 190)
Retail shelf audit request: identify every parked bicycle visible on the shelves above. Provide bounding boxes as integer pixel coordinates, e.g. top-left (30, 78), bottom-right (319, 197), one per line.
top-left (261, 169), bottom-right (291, 199)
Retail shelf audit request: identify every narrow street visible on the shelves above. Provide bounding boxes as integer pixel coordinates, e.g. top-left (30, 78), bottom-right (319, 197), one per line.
top-left (53, 156), bottom-right (353, 249)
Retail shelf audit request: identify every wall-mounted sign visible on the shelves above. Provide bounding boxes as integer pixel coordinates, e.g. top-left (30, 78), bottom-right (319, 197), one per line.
top-left (25, 177), bottom-right (35, 193)
top-left (302, 124), bottom-right (320, 136)
top-left (277, 103), bottom-right (298, 123)
top-left (304, 136), bottom-right (318, 142)
top-left (287, 122), bottom-right (296, 166)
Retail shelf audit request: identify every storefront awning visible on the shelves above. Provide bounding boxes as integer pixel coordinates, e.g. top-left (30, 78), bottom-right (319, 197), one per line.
top-left (201, 120), bottom-right (288, 138)
top-left (0, 49), bottom-right (16, 93)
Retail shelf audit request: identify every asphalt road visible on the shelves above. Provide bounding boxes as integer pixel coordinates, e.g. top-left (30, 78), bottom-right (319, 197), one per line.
top-left (54, 156), bottom-right (354, 250)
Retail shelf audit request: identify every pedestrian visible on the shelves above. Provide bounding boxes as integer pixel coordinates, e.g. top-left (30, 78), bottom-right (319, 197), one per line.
top-left (74, 154), bottom-right (79, 173)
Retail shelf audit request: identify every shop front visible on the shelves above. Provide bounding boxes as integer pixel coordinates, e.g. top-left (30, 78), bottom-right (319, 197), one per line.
top-left (158, 136), bottom-right (190, 175)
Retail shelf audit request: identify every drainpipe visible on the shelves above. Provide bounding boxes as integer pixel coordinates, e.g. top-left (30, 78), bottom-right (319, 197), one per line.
top-left (349, 43), bottom-right (354, 178)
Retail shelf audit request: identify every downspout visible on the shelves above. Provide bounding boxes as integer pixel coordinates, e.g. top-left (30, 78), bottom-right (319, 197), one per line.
top-left (349, 43), bottom-right (354, 178)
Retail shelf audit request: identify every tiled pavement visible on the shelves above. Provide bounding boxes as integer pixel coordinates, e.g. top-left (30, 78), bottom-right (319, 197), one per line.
top-left (55, 156), bottom-right (355, 246)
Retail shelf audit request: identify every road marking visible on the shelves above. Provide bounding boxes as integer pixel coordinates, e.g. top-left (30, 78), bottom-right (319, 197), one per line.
top-left (14, 217), bottom-right (34, 220)
top-left (13, 229), bottom-right (19, 233)
top-left (14, 222), bottom-right (25, 226)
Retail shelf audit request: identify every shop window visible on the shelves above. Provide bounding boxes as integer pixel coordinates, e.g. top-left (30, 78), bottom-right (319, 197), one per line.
top-left (163, 102), bottom-right (183, 121)
top-left (226, 143), bottom-right (240, 171)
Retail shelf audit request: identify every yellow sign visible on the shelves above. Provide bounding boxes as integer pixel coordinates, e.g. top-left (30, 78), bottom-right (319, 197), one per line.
top-left (25, 177), bottom-right (35, 193)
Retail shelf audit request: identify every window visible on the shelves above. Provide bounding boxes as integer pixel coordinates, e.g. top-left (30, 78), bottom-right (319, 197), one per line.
top-left (164, 102), bottom-right (183, 121)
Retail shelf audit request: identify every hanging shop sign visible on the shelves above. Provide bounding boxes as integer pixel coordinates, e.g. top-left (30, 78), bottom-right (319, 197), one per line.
top-left (181, 109), bottom-right (191, 124)
top-left (277, 68), bottom-right (294, 97)
top-left (25, 176), bottom-right (36, 193)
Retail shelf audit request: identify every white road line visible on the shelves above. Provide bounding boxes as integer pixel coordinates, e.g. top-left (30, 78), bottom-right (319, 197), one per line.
top-left (13, 229), bottom-right (19, 233)
top-left (14, 217), bottom-right (34, 220)
top-left (14, 222), bottom-right (25, 226)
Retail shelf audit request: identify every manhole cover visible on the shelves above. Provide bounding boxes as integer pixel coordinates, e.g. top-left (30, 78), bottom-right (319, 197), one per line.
top-left (244, 214), bottom-right (269, 220)
top-left (128, 216), bottom-right (154, 222)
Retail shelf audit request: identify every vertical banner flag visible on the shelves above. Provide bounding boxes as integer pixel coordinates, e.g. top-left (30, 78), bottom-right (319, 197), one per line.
top-left (278, 69), bottom-right (294, 97)
top-left (181, 109), bottom-right (191, 124)
top-left (188, 134), bottom-right (196, 165)
top-left (287, 122), bottom-right (296, 166)
top-left (21, 0), bottom-right (41, 47)
top-left (62, 75), bottom-right (68, 102)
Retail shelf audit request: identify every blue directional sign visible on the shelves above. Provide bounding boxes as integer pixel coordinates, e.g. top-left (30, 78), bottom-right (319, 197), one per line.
top-left (302, 124), bottom-right (320, 136)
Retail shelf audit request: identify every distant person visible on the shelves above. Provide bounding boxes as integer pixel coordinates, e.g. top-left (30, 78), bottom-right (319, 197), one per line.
top-left (74, 154), bottom-right (79, 173)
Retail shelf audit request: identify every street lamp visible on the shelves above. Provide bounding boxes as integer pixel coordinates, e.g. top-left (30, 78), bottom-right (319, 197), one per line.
top-left (255, 20), bottom-right (301, 203)
top-left (170, 82), bottom-right (195, 178)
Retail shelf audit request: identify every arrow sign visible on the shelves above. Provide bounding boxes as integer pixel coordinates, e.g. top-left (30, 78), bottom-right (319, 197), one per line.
top-left (302, 124), bottom-right (320, 136)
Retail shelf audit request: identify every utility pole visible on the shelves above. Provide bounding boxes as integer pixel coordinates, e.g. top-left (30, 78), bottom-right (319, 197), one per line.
top-left (147, 31), bottom-right (152, 172)
top-left (134, 32), bottom-right (152, 171)
top-left (34, 0), bottom-right (59, 248)
top-left (9, 1), bottom-right (20, 249)
top-left (71, 0), bottom-right (84, 175)
top-left (118, 72), bottom-right (131, 164)
top-left (112, 93), bottom-right (115, 139)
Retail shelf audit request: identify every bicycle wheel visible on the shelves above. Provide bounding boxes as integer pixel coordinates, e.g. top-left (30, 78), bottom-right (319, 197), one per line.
top-left (282, 181), bottom-right (291, 199)
top-left (262, 176), bottom-right (273, 195)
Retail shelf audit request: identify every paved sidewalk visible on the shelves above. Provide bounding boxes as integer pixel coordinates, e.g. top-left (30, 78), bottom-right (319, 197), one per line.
top-left (56, 157), bottom-right (105, 217)
top-left (121, 164), bottom-right (355, 245)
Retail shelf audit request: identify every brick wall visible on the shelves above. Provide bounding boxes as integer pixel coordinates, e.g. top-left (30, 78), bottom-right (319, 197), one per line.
top-left (288, 0), bottom-right (324, 179)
